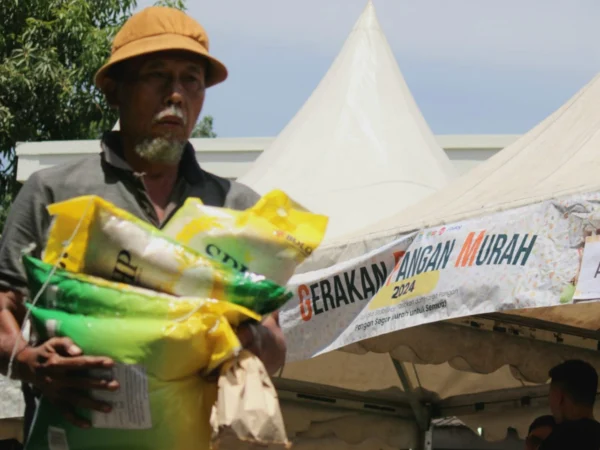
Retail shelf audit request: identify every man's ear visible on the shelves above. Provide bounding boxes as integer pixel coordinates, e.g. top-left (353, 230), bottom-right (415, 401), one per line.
top-left (558, 389), bottom-right (568, 407)
top-left (103, 79), bottom-right (120, 108)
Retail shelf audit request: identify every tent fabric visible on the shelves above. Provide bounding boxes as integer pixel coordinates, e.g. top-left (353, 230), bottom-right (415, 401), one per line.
top-left (280, 352), bottom-right (532, 439)
top-left (281, 401), bottom-right (419, 450)
top-left (282, 318), bottom-right (600, 397)
top-left (432, 425), bottom-right (523, 449)
top-left (281, 351), bottom-right (551, 441)
top-left (239, 1), bottom-right (456, 241)
top-left (300, 72), bottom-right (600, 271)
top-left (281, 351), bottom-right (541, 408)
top-left (340, 317), bottom-right (600, 384)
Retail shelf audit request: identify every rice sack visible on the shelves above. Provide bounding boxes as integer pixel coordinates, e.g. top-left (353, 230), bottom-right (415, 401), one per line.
top-left (23, 255), bottom-right (258, 450)
top-left (163, 190), bottom-right (328, 284)
top-left (43, 195), bottom-right (291, 315)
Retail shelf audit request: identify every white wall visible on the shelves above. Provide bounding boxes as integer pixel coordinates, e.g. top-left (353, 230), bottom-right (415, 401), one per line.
top-left (15, 135), bottom-right (519, 182)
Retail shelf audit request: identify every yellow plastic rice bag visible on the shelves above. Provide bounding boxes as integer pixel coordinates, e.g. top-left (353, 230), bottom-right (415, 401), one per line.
top-left (163, 190), bottom-right (328, 285)
top-left (43, 195), bottom-right (291, 315)
top-left (23, 255), bottom-right (259, 450)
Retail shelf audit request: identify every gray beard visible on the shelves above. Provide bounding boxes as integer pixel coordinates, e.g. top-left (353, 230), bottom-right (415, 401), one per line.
top-left (133, 137), bottom-right (186, 165)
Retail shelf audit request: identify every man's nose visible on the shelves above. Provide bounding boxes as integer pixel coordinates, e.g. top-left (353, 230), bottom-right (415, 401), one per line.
top-left (165, 79), bottom-right (185, 105)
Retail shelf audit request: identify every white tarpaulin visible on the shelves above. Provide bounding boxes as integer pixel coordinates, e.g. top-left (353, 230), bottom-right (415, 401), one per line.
top-left (282, 193), bottom-right (591, 362)
top-left (239, 1), bottom-right (456, 241)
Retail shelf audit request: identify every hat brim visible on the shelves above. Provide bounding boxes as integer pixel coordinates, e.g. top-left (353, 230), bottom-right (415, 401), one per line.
top-left (94, 32), bottom-right (228, 91)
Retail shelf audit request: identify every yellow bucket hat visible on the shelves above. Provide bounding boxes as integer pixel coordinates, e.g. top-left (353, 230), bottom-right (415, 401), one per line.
top-left (95, 6), bottom-right (227, 91)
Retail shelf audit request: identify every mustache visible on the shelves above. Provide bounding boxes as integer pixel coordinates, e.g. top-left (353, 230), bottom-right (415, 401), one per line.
top-left (153, 106), bottom-right (186, 125)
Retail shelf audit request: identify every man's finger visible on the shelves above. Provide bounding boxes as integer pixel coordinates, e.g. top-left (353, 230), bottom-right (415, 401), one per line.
top-left (44, 355), bottom-right (114, 373)
top-left (236, 323), bottom-right (254, 348)
top-left (46, 375), bottom-right (120, 392)
top-left (62, 390), bottom-right (113, 414)
top-left (248, 322), bottom-right (264, 354)
top-left (47, 337), bottom-right (82, 357)
top-left (270, 311), bottom-right (280, 326)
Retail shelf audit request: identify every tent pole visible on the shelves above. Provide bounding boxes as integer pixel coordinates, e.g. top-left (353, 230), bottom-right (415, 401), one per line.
top-left (422, 427), bottom-right (433, 450)
top-left (391, 358), bottom-right (430, 432)
top-left (413, 425), bottom-right (433, 450)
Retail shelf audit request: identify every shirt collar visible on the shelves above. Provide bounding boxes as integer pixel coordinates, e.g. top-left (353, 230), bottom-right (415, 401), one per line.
top-left (100, 131), bottom-right (205, 184)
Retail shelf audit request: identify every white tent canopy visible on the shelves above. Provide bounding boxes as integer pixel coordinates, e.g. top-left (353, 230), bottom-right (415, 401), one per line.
top-left (239, 1), bottom-right (456, 242)
top-left (304, 72), bottom-right (600, 270)
top-left (279, 70), bottom-right (600, 442)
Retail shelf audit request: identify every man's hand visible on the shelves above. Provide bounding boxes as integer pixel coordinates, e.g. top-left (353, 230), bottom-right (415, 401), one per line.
top-left (15, 337), bottom-right (119, 428)
top-left (237, 311), bottom-right (286, 375)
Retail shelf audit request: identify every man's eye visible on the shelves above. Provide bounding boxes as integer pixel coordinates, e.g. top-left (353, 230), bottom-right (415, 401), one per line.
top-left (183, 76), bottom-right (205, 90)
top-left (144, 72), bottom-right (167, 80)
top-left (184, 75), bottom-right (201, 84)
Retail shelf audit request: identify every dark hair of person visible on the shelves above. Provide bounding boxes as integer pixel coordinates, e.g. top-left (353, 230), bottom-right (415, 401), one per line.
top-left (549, 359), bottom-right (598, 407)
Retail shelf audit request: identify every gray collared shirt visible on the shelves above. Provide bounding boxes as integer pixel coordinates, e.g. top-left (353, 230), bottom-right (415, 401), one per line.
top-left (0, 131), bottom-right (260, 293)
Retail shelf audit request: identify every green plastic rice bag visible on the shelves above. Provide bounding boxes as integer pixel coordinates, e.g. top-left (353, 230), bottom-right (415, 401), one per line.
top-left (43, 195), bottom-right (291, 315)
top-left (23, 255), bottom-right (258, 450)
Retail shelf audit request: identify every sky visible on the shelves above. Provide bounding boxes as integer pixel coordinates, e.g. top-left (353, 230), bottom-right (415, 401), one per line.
top-left (136, 0), bottom-right (600, 138)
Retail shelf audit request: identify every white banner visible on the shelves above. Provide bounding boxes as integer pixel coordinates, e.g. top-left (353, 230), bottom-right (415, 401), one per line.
top-left (281, 194), bottom-right (600, 363)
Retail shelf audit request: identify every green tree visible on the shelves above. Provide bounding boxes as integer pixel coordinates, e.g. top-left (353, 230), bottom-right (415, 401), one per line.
top-left (152, 0), bottom-right (186, 10)
top-left (191, 115), bottom-right (217, 138)
top-left (0, 194), bottom-right (10, 237)
top-left (0, 0), bottom-right (139, 232)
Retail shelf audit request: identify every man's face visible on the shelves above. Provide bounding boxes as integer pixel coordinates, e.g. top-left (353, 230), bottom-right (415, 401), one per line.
top-left (113, 51), bottom-right (206, 163)
top-left (525, 425), bottom-right (553, 450)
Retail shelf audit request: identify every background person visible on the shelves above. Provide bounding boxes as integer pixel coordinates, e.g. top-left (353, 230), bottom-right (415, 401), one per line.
top-left (541, 359), bottom-right (600, 449)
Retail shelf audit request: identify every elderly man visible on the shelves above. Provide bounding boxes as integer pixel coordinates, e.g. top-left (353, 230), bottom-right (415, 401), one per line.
top-left (0, 6), bottom-right (285, 434)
